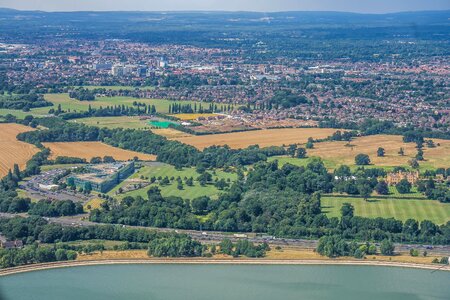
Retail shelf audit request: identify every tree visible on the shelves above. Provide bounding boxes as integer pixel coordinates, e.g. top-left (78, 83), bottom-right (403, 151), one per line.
top-left (90, 157), bottom-right (102, 164)
top-left (306, 138), bottom-right (314, 149)
top-left (13, 164), bottom-right (21, 180)
top-left (396, 179), bottom-right (411, 194)
top-left (409, 159), bottom-right (419, 169)
top-left (355, 154), bottom-right (370, 165)
top-left (416, 149), bottom-right (424, 161)
top-left (357, 183), bottom-right (373, 201)
top-left (177, 181), bottom-right (183, 190)
top-left (375, 180), bottom-right (389, 195)
top-left (287, 144), bottom-right (297, 157)
top-left (377, 147), bottom-right (385, 157)
top-left (103, 156), bottom-right (116, 163)
top-left (296, 148), bottom-right (307, 159)
top-left (380, 239), bottom-right (395, 256)
top-left (340, 203), bottom-right (354, 218)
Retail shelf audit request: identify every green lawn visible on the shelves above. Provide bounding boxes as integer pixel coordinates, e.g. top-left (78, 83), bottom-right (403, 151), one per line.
top-left (31, 93), bottom-right (207, 115)
top-left (71, 116), bottom-right (154, 130)
top-left (322, 191), bottom-right (450, 224)
top-left (109, 163), bottom-right (237, 200)
top-left (0, 108), bottom-right (47, 118)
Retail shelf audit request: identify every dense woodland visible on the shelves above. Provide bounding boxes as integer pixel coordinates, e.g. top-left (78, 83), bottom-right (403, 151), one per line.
top-left (90, 160), bottom-right (450, 245)
top-left (0, 216), bottom-right (266, 267)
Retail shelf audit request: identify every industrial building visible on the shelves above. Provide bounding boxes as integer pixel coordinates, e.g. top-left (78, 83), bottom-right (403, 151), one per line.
top-left (66, 162), bottom-right (135, 193)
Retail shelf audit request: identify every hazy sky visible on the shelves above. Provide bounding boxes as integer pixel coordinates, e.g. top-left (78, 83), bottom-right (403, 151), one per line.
top-left (0, 0), bottom-right (449, 13)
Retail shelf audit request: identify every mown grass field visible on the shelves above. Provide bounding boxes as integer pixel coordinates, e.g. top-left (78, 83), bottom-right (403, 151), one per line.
top-left (322, 190), bottom-right (450, 224)
top-left (31, 93), bottom-right (206, 115)
top-left (109, 163), bottom-right (237, 200)
top-left (72, 116), bottom-right (153, 130)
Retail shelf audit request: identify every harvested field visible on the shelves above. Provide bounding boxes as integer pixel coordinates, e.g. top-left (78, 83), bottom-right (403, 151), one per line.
top-left (151, 128), bottom-right (192, 139)
top-left (43, 142), bottom-right (157, 161)
top-left (173, 128), bottom-right (339, 150)
top-left (0, 123), bottom-right (39, 177)
top-left (307, 134), bottom-right (450, 169)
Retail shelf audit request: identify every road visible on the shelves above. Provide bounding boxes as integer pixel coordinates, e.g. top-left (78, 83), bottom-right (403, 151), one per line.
top-left (1, 212), bottom-right (449, 255)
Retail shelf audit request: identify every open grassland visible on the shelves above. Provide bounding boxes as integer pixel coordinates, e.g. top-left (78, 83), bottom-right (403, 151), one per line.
top-left (0, 108), bottom-right (45, 118)
top-left (109, 163), bottom-right (237, 200)
top-left (321, 192), bottom-right (450, 224)
top-left (0, 123), bottom-right (39, 177)
top-left (76, 247), bottom-right (442, 266)
top-left (420, 139), bottom-right (450, 170)
top-left (42, 141), bottom-right (157, 161)
top-left (173, 128), bottom-right (340, 150)
top-left (30, 93), bottom-right (206, 115)
top-left (170, 113), bottom-right (217, 120)
top-left (269, 135), bottom-right (450, 171)
top-left (72, 116), bottom-right (153, 130)
top-left (307, 134), bottom-right (450, 169)
top-left (83, 198), bottom-right (105, 212)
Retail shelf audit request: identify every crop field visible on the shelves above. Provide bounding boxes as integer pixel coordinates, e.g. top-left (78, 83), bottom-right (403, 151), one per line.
top-left (307, 134), bottom-right (450, 169)
top-left (28, 93), bottom-right (207, 115)
top-left (109, 163), bottom-right (237, 200)
top-left (173, 128), bottom-right (340, 150)
top-left (151, 128), bottom-right (192, 139)
top-left (42, 141), bottom-right (157, 161)
top-left (72, 116), bottom-right (153, 130)
top-left (0, 123), bottom-right (39, 177)
top-left (322, 191), bottom-right (450, 224)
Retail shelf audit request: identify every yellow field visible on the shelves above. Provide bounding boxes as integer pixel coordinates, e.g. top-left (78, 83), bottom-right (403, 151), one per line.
top-left (76, 247), bottom-right (441, 265)
top-left (83, 198), bottom-right (105, 211)
top-left (43, 142), bottom-right (157, 161)
top-left (0, 123), bottom-right (39, 177)
top-left (174, 128), bottom-right (339, 150)
top-left (151, 128), bottom-right (192, 139)
top-left (170, 113), bottom-right (217, 120)
top-left (307, 135), bottom-right (450, 169)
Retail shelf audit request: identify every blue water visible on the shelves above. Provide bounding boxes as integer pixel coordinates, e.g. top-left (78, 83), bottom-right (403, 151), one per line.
top-left (1, 264), bottom-right (449, 300)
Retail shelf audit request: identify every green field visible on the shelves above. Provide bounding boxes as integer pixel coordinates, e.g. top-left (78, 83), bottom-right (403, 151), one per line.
top-left (30, 93), bottom-right (206, 115)
top-left (109, 163), bottom-right (237, 200)
top-left (0, 108), bottom-right (46, 118)
top-left (322, 188), bottom-right (450, 224)
top-left (72, 116), bottom-right (153, 130)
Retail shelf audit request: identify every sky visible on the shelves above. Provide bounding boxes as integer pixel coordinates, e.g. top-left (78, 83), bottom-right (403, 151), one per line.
top-left (0, 0), bottom-right (449, 13)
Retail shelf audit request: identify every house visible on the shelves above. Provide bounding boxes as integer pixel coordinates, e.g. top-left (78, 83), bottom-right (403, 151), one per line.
top-left (386, 171), bottom-right (419, 186)
top-left (0, 240), bottom-right (23, 249)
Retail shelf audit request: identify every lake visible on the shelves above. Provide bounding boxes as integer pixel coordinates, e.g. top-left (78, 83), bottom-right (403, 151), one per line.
top-left (1, 264), bottom-right (449, 300)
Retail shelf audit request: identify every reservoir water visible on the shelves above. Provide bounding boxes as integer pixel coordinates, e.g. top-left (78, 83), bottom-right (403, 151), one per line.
top-left (1, 264), bottom-right (449, 300)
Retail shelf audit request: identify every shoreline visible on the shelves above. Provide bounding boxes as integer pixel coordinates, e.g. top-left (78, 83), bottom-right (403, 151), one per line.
top-left (1, 258), bottom-right (449, 276)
